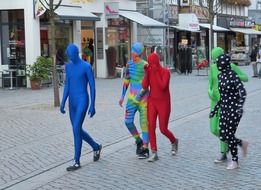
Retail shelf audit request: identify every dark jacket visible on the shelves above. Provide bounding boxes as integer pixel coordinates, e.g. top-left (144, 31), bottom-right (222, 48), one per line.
top-left (250, 48), bottom-right (258, 62)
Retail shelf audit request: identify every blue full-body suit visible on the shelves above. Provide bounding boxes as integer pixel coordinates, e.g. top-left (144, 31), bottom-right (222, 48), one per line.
top-left (60, 44), bottom-right (100, 164)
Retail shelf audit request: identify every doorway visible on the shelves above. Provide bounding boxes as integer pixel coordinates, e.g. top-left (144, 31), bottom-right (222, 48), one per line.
top-left (81, 21), bottom-right (95, 75)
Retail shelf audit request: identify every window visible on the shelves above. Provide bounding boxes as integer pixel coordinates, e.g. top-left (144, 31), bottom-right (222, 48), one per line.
top-left (180, 0), bottom-right (190, 6)
top-left (0, 10), bottom-right (25, 67)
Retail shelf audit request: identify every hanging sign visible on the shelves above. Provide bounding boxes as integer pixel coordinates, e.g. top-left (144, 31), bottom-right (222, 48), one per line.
top-left (104, 2), bottom-right (119, 19)
top-left (34, 0), bottom-right (46, 18)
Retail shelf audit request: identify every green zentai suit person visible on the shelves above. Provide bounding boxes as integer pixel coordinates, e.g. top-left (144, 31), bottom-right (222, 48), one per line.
top-left (208, 47), bottom-right (248, 163)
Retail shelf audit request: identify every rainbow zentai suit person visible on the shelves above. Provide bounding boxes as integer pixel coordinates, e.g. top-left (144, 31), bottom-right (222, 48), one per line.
top-left (119, 42), bottom-right (149, 158)
top-left (60, 44), bottom-right (102, 171)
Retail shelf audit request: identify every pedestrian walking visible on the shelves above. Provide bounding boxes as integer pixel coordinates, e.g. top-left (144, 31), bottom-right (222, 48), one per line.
top-left (208, 47), bottom-right (248, 164)
top-left (140, 53), bottom-right (178, 162)
top-left (210, 54), bottom-right (248, 170)
top-left (60, 44), bottom-right (102, 171)
top-left (249, 44), bottom-right (258, 77)
top-left (118, 42), bottom-right (150, 159)
top-left (257, 45), bottom-right (261, 78)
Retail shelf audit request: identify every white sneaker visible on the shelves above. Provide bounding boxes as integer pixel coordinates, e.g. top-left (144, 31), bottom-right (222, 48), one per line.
top-left (214, 153), bottom-right (227, 163)
top-left (241, 140), bottom-right (249, 157)
top-left (171, 139), bottom-right (179, 155)
top-left (148, 152), bottom-right (159, 162)
top-left (226, 161), bottom-right (240, 170)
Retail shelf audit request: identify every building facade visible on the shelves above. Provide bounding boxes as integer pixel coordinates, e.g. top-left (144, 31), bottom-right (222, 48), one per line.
top-left (0, 0), bottom-right (167, 88)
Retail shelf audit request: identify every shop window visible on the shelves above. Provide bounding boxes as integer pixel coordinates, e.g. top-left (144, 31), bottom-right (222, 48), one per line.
top-left (0, 10), bottom-right (26, 87)
top-left (40, 21), bottom-right (73, 62)
top-left (107, 17), bottom-right (130, 67)
top-left (1, 10), bottom-right (25, 66)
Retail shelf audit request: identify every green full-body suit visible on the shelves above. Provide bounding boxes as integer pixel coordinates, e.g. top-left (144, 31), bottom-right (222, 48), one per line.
top-left (208, 47), bottom-right (248, 154)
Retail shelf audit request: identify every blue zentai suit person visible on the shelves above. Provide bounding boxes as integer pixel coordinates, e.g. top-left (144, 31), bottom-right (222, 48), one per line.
top-left (60, 44), bottom-right (102, 171)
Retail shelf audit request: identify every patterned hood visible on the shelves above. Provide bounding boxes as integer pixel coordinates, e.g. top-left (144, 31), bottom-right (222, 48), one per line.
top-left (216, 54), bottom-right (231, 72)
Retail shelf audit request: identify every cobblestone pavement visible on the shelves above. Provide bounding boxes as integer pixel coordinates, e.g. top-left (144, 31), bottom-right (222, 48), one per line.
top-left (0, 65), bottom-right (261, 190)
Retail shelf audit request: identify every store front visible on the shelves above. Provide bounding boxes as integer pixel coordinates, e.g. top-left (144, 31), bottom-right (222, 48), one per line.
top-left (172, 13), bottom-right (208, 73)
top-left (106, 16), bottom-right (130, 77)
top-left (0, 9), bottom-right (26, 87)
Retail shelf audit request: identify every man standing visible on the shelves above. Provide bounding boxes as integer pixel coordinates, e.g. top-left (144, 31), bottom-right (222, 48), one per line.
top-left (119, 42), bottom-right (149, 159)
top-left (60, 44), bottom-right (102, 171)
top-left (208, 47), bottom-right (248, 163)
top-left (250, 44), bottom-right (258, 77)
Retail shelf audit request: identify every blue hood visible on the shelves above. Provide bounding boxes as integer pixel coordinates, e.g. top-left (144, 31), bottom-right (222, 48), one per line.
top-left (66, 44), bottom-right (80, 63)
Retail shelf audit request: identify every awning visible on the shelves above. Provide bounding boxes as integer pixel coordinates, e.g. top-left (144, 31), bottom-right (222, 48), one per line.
top-left (171, 25), bottom-right (200, 32)
top-left (54, 6), bottom-right (100, 21)
top-left (119, 10), bottom-right (167, 28)
top-left (230, 28), bottom-right (261, 35)
top-left (199, 23), bottom-right (229, 32)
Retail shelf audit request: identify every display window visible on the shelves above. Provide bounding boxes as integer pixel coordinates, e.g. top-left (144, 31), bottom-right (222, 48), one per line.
top-left (0, 10), bottom-right (26, 87)
top-left (107, 17), bottom-right (130, 67)
top-left (0, 10), bottom-right (25, 68)
top-left (81, 21), bottom-right (95, 67)
top-left (40, 15), bottom-right (73, 64)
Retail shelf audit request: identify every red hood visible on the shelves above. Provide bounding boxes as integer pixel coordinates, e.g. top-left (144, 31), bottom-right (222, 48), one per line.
top-left (148, 53), bottom-right (161, 68)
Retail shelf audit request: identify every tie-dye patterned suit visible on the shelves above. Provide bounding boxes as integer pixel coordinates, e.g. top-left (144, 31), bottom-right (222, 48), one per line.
top-left (120, 59), bottom-right (149, 145)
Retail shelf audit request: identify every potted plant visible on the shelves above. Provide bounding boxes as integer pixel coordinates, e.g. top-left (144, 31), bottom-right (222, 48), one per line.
top-left (26, 56), bottom-right (52, 90)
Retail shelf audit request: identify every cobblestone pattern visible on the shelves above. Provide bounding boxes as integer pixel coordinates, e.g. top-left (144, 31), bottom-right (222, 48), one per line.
top-left (0, 66), bottom-right (260, 189)
top-left (34, 91), bottom-right (261, 189)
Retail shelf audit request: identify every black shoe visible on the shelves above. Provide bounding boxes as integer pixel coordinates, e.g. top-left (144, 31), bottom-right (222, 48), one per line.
top-left (138, 148), bottom-right (149, 159)
top-left (136, 140), bottom-right (143, 155)
top-left (66, 162), bottom-right (81, 171)
top-left (93, 144), bottom-right (102, 162)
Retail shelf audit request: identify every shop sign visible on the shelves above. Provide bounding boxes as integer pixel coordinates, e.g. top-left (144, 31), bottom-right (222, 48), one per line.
top-left (34, 0), bottom-right (46, 18)
top-left (105, 2), bottom-right (119, 19)
top-left (97, 27), bottom-right (104, 59)
top-left (179, 13), bottom-right (200, 30)
top-left (144, 37), bottom-right (163, 45)
top-left (229, 18), bottom-right (245, 27)
top-left (245, 19), bottom-right (255, 28)
top-left (166, 0), bottom-right (178, 5)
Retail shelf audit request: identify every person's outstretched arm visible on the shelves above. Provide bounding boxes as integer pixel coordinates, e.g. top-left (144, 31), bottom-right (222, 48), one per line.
top-left (60, 64), bottom-right (69, 114)
top-left (119, 64), bottom-right (130, 107)
top-left (87, 64), bottom-right (96, 118)
top-left (231, 63), bottom-right (248, 82)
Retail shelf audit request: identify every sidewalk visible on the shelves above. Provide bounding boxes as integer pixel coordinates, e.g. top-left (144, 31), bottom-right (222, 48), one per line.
top-left (0, 65), bottom-right (261, 190)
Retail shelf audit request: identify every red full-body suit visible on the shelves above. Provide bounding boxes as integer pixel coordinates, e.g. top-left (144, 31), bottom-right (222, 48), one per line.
top-left (142, 53), bottom-right (177, 152)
